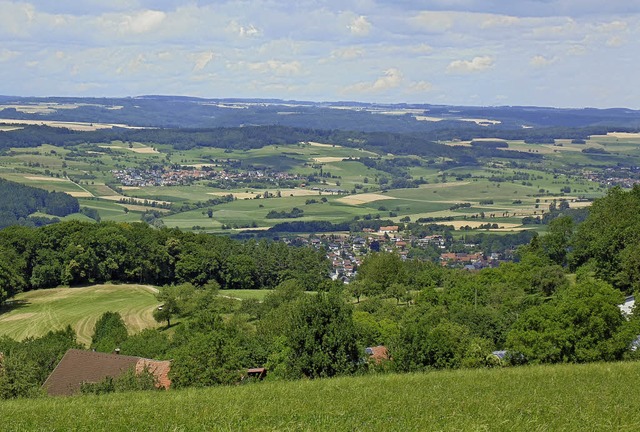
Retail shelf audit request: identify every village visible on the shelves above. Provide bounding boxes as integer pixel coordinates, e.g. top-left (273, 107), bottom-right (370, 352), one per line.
top-left (285, 224), bottom-right (508, 283)
top-left (582, 166), bottom-right (640, 188)
top-left (112, 166), bottom-right (302, 187)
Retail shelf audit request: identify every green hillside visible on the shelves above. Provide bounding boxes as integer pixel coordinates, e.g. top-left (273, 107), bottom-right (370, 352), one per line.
top-left (2, 362), bottom-right (639, 431)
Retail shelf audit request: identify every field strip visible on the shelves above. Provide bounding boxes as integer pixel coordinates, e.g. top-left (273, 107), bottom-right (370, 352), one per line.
top-left (313, 157), bottom-right (348, 163)
top-left (25, 176), bottom-right (68, 182)
top-left (100, 195), bottom-right (171, 206)
top-left (98, 145), bottom-right (159, 153)
top-left (337, 193), bottom-right (393, 205)
top-left (307, 142), bottom-right (342, 148)
top-left (208, 189), bottom-right (319, 198)
top-left (606, 132), bottom-right (640, 139)
top-left (417, 181), bottom-right (471, 189)
top-left (0, 119), bottom-right (144, 131)
top-left (65, 191), bottom-right (94, 197)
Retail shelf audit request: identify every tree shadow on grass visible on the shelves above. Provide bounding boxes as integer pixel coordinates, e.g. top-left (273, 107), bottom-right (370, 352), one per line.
top-left (0, 299), bottom-right (31, 315)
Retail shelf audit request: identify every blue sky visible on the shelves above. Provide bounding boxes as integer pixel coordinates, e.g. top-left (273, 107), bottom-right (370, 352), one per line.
top-left (1, 0), bottom-right (638, 108)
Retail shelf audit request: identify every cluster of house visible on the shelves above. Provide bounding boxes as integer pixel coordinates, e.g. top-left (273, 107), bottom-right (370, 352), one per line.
top-left (112, 167), bottom-right (300, 187)
top-left (288, 224), bottom-right (509, 282)
top-left (439, 252), bottom-right (502, 270)
top-left (583, 166), bottom-right (640, 188)
top-left (290, 226), bottom-right (470, 282)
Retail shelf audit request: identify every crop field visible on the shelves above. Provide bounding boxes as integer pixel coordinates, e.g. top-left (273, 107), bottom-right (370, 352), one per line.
top-left (0, 285), bottom-right (159, 346)
top-left (3, 362), bottom-right (640, 431)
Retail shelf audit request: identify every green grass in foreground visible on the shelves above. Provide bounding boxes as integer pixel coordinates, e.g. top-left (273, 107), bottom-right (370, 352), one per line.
top-left (0, 284), bottom-right (159, 346)
top-left (2, 362), bottom-right (639, 431)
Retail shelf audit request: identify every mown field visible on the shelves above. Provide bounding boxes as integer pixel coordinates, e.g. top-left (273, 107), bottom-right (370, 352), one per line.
top-left (2, 362), bottom-right (640, 431)
top-left (0, 285), bottom-right (159, 346)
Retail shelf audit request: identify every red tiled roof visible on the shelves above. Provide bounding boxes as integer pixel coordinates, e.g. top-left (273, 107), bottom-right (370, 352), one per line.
top-left (366, 346), bottom-right (390, 364)
top-left (42, 349), bottom-right (171, 396)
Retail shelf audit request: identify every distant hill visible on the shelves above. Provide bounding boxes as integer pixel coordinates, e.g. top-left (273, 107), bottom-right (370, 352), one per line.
top-left (1, 95), bottom-right (639, 131)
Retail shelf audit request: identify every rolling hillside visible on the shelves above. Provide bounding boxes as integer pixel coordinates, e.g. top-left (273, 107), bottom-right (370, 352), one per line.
top-left (1, 362), bottom-right (638, 431)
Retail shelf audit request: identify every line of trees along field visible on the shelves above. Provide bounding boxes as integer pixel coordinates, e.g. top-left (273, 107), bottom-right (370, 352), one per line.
top-left (2, 186), bottom-right (640, 399)
top-left (0, 123), bottom-right (627, 159)
top-left (0, 221), bottom-right (329, 304)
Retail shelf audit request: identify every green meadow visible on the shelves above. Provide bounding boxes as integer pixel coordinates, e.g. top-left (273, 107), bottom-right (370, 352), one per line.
top-left (2, 362), bottom-right (640, 431)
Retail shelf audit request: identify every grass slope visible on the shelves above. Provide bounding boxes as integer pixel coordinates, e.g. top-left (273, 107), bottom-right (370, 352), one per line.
top-left (1, 362), bottom-right (639, 431)
top-left (0, 284), bottom-right (159, 346)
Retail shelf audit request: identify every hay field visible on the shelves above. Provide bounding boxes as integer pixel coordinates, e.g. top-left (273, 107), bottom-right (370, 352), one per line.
top-left (65, 191), bottom-right (94, 198)
top-left (607, 132), bottom-right (640, 139)
top-left (25, 176), bottom-right (68, 182)
top-left (0, 284), bottom-right (159, 346)
top-left (308, 142), bottom-right (342, 148)
top-left (313, 157), bottom-right (347, 163)
top-left (337, 193), bottom-right (393, 205)
top-left (208, 189), bottom-right (320, 199)
top-left (0, 119), bottom-right (135, 131)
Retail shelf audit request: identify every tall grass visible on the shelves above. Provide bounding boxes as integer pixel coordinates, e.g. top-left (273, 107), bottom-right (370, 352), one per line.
top-left (2, 362), bottom-right (639, 431)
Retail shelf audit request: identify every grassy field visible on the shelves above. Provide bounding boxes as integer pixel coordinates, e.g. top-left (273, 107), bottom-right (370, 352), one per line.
top-left (2, 362), bottom-right (640, 430)
top-left (0, 284), bottom-right (159, 346)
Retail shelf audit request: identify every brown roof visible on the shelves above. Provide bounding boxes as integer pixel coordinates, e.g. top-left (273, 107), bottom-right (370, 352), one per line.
top-left (365, 346), bottom-right (390, 364)
top-left (42, 349), bottom-right (171, 396)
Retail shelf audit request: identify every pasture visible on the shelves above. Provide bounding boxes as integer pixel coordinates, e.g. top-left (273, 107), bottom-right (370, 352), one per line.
top-left (0, 285), bottom-right (159, 346)
top-left (3, 362), bottom-right (640, 431)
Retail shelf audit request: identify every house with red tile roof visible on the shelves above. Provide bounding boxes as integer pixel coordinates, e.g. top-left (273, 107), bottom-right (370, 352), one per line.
top-left (42, 349), bottom-right (171, 396)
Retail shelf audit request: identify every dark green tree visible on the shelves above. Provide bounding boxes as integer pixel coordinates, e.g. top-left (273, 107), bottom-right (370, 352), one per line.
top-left (281, 291), bottom-right (360, 379)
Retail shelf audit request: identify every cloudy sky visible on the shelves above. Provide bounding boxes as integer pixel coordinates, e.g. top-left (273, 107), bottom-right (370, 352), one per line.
top-left (1, 1), bottom-right (638, 108)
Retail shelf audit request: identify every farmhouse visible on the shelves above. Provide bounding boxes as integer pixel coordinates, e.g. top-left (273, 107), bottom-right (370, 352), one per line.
top-left (365, 346), bottom-right (390, 364)
top-left (42, 349), bottom-right (171, 396)
top-left (378, 225), bottom-right (399, 235)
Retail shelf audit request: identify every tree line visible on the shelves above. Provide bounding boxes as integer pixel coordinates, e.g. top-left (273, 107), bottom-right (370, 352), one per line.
top-left (0, 178), bottom-right (79, 229)
top-left (0, 220), bottom-right (329, 305)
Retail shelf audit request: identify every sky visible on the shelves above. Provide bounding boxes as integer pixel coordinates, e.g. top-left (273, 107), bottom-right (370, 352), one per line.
top-left (0, 0), bottom-right (638, 108)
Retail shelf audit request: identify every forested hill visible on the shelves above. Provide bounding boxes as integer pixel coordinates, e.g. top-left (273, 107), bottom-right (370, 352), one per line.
top-left (0, 178), bottom-right (79, 229)
top-left (1, 95), bottom-right (640, 130)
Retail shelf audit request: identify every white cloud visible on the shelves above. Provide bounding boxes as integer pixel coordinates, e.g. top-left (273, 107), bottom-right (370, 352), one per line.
top-left (606, 36), bottom-right (625, 47)
top-left (193, 51), bottom-right (215, 72)
top-left (0, 48), bottom-right (20, 62)
top-left (530, 55), bottom-right (556, 67)
top-left (408, 81), bottom-right (433, 92)
top-left (409, 11), bottom-right (454, 33)
top-left (348, 15), bottom-right (372, 36)
top-left (480, 15), bottom-right (519, 29)
top-left (237, 60), bottom-right (304, 76)
top-left (344, 68), bottom-right (404, 93)
top-left (330, 47), bottom-right (365, 60)
top-left (227, 20), bottom-right (262, 38)
top-left (595, 20), bottom-right (628, 33)
top-left (447, 56), bottom-right (494, 73)
top-left (117, 10), bottom-right (166, 35)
